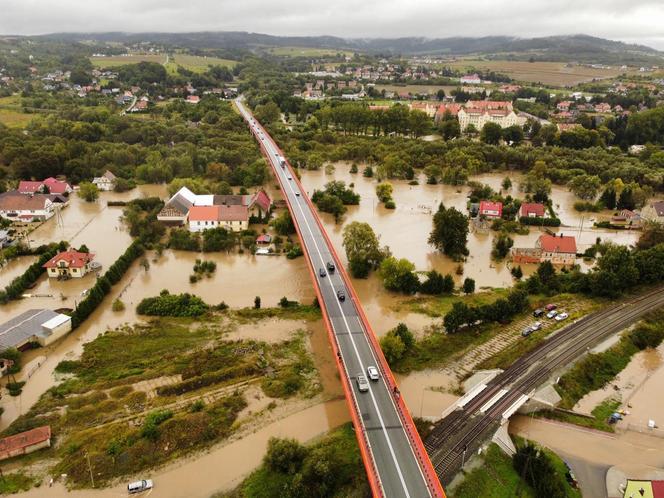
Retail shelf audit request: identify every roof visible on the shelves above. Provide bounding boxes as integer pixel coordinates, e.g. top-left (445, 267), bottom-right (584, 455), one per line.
top-left (652, 200), bottom-right (664, 217)
top-left (171, 186), bottom-right (197, 205)
top-left (250, 190), bottom-right (272, 212)
top-left (158, 205), bottom-right (188, 218)
top-left (194, 194), bottom-right (215, 206)
top-left (652, 480), bottom-right (664, 498)
top-left (436, 103), bottom-right (462, 117)
top-left (465, 101), bottom-right (513, 112)
top-left (539, 234), bottom-right (577, 254)
top-left (42, 250), bottom-right (95, 269)
top-left (17, 181), bottom-right (43, 194)
top-left (0, 426), bottom-right (51, 455)
top-left (479, 200), bottom-right (503, 213)
top-left (520, 203), bottom-right (546, 216)
top-left (188, 205), bottom-right (221, 222)
top-left (41, 314), bottom-right (71, 330)
top-left (256, 234), bottom-right (272, 243)
top-left (42, 178), bottom-right (71, 194)
top-left (102, 170), bottom-right (116, 181)
top-left (0, 309), bottom-right (61, 350)
top-left (219, 204), bottom-right (248, 222)
top-left (0, 192), bottom-right (50, 211)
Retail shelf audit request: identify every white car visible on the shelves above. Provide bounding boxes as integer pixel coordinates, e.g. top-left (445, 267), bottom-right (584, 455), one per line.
top-left (128, 479), bottom-right (153, 494)
top-left (356, 374), bottom-right (369, 392)
top-left (546, 310), bottom-right (558, 319)
top-left (287, 176), bottom-right (292, 180)
top-left (367, 366), bottom-right (379, 381)
top-left (555, 312), bottom-right (569, 322)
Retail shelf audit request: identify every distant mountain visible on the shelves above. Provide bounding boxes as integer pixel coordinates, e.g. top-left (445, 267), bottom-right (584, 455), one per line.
top-left (38, 32), bottom-right (664, 64)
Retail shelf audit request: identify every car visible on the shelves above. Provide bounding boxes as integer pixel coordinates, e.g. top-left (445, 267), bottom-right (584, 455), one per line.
top-left (555, 312), bottom-right (569, 322)
top-left (545, 303), bottom-right (557, 311)
top-left (522, 327), bottom-right (534, 337)
top-left (546, 310), bottom-right (558, 319)
top-left (356, 374), bottom-right (369, 392)
top-left (533, 308), bottom-right (545, 318)
top-left (128, 479), bottom-right (153, 494)
top-left (287, 176), bottom-right (292, 180)
top-left (327, 261), bottom-right (335, 272)
top-left (336, 289), bottom-right (345, 301)
top-left (531, 321), bottom-right (543, 331)
top-left (367, 366), bottom-right (379, 381)
top-left (295, 192), bottom-right (300, 197)
top-left (255, 248), bottom-right (270, 256)
top-left (319, 268), bottom-right (326, 277)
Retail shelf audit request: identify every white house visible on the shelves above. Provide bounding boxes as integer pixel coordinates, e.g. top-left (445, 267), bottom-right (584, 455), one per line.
top-left (188, 205), bottom-right (249, 233)
top-left (92, 170), bottom-right (117, 191)
top-left (0, 192), bottom-right (54, 222)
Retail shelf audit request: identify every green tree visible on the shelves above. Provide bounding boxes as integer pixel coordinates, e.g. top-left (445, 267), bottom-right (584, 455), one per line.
top-left (77, 181), bottom-right (99, 202)
top-left (428, 204), bottom-right (469, 259)
top-left (375, 182), bottom-right (394, 203)
top-left (463, 277), bottom-right (475, 294)
top-left (380, 333), bottom-right (406, 365)
top-left (501, 176), bottom-right (512, 191)
top-left (342, 222), bottom-right (386, 278)
top-left (480, 122), bottom-right (503, 145)
top-left (491, 233), bottom-right (514, 260)
top-left (378, 257), bottom-right (420, 294)
top-left (568, 174), bottom-right (602, 201)
top-left (264, 437), bottom-right (307, 475)
top-left (254, 101), bottom-right (281, 124)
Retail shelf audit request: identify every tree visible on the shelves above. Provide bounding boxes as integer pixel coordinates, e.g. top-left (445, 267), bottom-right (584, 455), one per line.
top-left (378, 257), bottom-right (420, 294)
top-left (77, 181), bottom-right (99, 202)
top-left (264, 437), bottom-right (307, 475)
top-left (501, 177), bottom-right (512, 191)
top-left (254, 296), bottom-right (261, 309)
top-left (463, 277), bottom-right (475, 294)
top-left (254, 102), bottom-right (281, 124)
top-left (491, 233), bottom-right (514, 260)
top-left (637, 222), bottom-right (664, 250)
top-left (375, 182), bottom-right (393, 203)
top-left (420, 270), bottom-right (454, 294)
top-left (502, 125), bottom-right (524, 145)
top-left (590, 244), bottom-right (639, 296)
top-left (568, 174), bottom-right (602, 201)
top-left (438, 118), bottom-right (461, 140)
top-left (390, 323), bottom-right (415, 350)
top-left (480, 122), bottom-right (502, 145)
top-left (342, 222), bottom-right (386, 278)
top-left (380, 333), bottom-right (406, 365)
top-left (428, 204), bottom-right (469, 259)
top-left (271, 210), bottom-right (295, 235)
top-left (513, 443), bottom-right (568, 498)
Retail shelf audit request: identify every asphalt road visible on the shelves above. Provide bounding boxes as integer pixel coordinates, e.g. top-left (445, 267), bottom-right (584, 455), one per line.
top-left (236, 100), bottom-right (433, 498)
top-left (426, 285), bottom-right (664, 484)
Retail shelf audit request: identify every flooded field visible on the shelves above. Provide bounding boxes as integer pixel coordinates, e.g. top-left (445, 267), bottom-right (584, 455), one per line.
top-left (0, 255), bottom-right (36, 287)
top-left (395, 369), bottom-right (458, 420)
top-left (298, 166), bottom-right (639, 290)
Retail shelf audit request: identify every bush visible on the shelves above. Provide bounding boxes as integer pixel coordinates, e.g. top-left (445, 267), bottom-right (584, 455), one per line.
top-left (519, 216), bottom-right (561, 227)
top-left (168, 229), bottom-right (200, 251)
top-left (140, 409), bottom-right (173, 440)
top-left (264, 437), bottom-right (307, 474)
top-left (136, 291), bottom-right (209, 317)
top-left (384, 200), bottom-right (396, 209)
top-left (111, 298), bottom-right (125, 312)
top-left (420, 270), bottom-right (454, 295)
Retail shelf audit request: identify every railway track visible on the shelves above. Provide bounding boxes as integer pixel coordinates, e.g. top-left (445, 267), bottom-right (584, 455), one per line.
top-left (425, 286), bottom-right (664, 482)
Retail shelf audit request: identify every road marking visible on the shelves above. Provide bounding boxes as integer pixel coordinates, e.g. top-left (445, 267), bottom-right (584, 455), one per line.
top-left (239, 103), bottom-right (427, 497)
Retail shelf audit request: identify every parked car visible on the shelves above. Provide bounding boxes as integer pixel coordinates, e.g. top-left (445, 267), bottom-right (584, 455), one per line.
top-left (367, 366), bottom-right (379, 381)
top-left (522, 327), bottom-right (534, 337)
top-left (128, 479), bottom-right (153, 494)
top-left (319, 268), bottom-right (326, 277)
top-left (555, 312), bottom-right (569, 322)
top-left (531, 321), bottom-right (543, 331)
top-left (546, 310), bottom-right (558, 319)
top-left (533, 308), bottom-right (545, 318)
top-left (545, 304), bottom-right (557, 311)
top-left (356, 374), bottom-right (369, 392)
top-left (255, 248), bottom-right (270, 256)
top-left (327, 261), bottom-right (336, 272)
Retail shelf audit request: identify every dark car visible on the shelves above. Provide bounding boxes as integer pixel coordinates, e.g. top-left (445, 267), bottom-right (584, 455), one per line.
top-left (327, 261), bottom-right (336, 272)
top-left (319, 268), bottom-right (326, 278)
top-left (336, 289), bottom-right (345, 301)
top-left (533, 308), bottom-right (545, 318)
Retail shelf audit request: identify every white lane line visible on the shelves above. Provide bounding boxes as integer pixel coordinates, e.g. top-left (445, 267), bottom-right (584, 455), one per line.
top-left (244, 109), bottom-right (418, 497)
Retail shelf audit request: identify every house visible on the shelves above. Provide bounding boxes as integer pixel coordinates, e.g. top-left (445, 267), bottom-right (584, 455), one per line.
top-left (43, 250), bottom-right (96, 278)
top-left (556, 101), bottom-right (572, 111)
top-left (611, 209), bottom-right (641, 227)
top-left (0, 426), bottom-right (51, 461)
top-left (256, 234), bottom-right (272, 245)
top-left (519, 203), bottom-right (546, 218)
top-left (457, 101), bottom-right (522, 130)
top-left (186, 95), bottom-right (200, 104)
top-left (157, 187), bottom-right (196, 226)
top-left (512, 234), bottom-right (577, 267)
top-left (17, 178), bottom-right (71, 196)
top-left (594, 103), bottom-right (611, 113)
top-left (434, 103), bottom-right (462, 122)
top-left (0, 192), bottom-right (55, 222)
top-left (408, 102), bottom-right (438, 118)
top-left (460, 74), bottom-right (481, 85)
top-left (0, 309), bottom-right (72, 350)
top-left (188, 205), bottom-right (249, 233)
top-left (641, 201), bottom-right (664, 223)
top-left (479, 200), bottom-right (503, 218)
top-left (92, 170), bottom-right (117, 191)
top-left (17, 181), bottom-right (45, 194)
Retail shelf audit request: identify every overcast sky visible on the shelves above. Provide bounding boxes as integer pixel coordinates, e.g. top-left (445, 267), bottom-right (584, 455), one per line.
top-left (2, 0), bottom-right (664, 49)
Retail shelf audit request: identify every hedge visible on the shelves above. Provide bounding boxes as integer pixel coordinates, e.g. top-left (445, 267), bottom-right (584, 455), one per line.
top-left (519, 216), bottom-right (561, 227)
top-left (0, 243), bottom-right (65, 304)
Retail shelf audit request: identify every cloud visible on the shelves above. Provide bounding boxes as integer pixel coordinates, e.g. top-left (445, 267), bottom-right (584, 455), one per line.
top-left (1, 0), bottom-right (664, 49)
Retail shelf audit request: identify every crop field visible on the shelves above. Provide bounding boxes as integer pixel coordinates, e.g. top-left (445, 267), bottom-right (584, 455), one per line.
top-left (439, 59), bottom-right (639, 86)
top-left (267, 45), bottom-right (354, 57)
top-left (170, 53), bottom-right (237, 72)
top-left (0, 96), bottom-right (35, 127)
top-left (90, 53), bottom-right (167, 67)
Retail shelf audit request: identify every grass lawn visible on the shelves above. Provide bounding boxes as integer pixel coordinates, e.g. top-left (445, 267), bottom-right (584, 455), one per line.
top-left (451, 443), bottom-right (535, 498)
top-left (90, 54), bottom-right (167, 68)
top-left (537, 398), bottom-right (621, 433)
top-left (397, 288), bottom-right (511, 318)
top-left (171, 54), bottom-right (237, 73)
top-left (0, 108), bottom-right (34, 127)
top-left (0, 471), bottom-right (38, 494)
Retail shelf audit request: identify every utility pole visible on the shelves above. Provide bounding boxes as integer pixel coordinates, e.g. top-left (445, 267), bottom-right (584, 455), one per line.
top-left (85, 451), bottom-right (94, 488)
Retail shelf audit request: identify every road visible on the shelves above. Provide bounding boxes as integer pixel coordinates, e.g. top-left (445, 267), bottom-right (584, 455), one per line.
top-left (236, 99), bottom-right (444, 498)
top-left (425, 286), bottom-right (664, 484)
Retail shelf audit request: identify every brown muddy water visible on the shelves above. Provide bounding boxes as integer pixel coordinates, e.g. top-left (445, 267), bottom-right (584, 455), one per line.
top-left (297, 166), bottom-right (640, 290)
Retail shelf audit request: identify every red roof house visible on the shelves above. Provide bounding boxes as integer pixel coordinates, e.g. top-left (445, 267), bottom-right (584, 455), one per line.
top-left (520, 202), bottom-right (546, 218)
top-left (538, 234), bottom-right (577, 254)
top-left (0, 426), bottom-right (51, 461)
top-left (652, 481), bottom-right (664, 498)
top-left (42, 177), bottom-right (72, 195)
top-left (479, 200), bottom-right (503, 218)
top-left (17, 181), bottom-right (44, 194)
top-left (43, 250), bottom-right (95, 278)
top-left (249, 190), bottom-right (272, 215)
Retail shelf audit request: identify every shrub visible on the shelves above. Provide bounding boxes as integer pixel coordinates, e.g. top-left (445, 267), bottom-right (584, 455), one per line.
top-left (136, 291), bottom-right (209, 317)
top-left (111, 298), bottom-right (125, 312)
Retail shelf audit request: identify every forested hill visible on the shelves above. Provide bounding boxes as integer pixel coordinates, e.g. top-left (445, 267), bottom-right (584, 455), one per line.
top-left (35, 32), bottom-right (664, 64)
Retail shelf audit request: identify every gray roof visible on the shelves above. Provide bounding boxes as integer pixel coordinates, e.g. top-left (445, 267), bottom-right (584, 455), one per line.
top-left (653, 200), bottom-right (664, 217)
top-left (0, 309), bottom-right (60, 350)
top-left (167, 193), bottom-right (193, 215)
top-left (212, 195), bottom-right (247, 206)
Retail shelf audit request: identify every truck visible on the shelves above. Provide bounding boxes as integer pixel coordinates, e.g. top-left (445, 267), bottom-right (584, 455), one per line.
top-left (277, 156), bottom-right (286, 168)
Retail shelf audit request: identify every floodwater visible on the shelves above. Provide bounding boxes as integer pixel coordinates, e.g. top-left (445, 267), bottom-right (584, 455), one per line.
top-left (298, 166), bottom-right (640, 291)
top-left (0, 255), bottom-right (37, 287)
top-left (395, 369), bottom-right (458, 420)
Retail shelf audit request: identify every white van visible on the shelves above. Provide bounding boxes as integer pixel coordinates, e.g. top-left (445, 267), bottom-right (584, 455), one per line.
top-left (128, 479), bottom-right (153, 494)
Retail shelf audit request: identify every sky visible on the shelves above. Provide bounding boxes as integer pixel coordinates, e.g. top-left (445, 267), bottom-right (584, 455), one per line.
top-left (2, 0), bottom-right (664, 50)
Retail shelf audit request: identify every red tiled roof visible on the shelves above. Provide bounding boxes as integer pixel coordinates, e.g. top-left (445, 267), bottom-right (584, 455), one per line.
top-left (43, 250), bottom-right (95, 269)
top-left (188, 205), bottom-right (220, 222)
top-left (0, 426), bottom-right (50, 455)
top-left (17, 181), bottom-right (43, 193)
top-left (465, 100), bottom-right (513, 112)
top-left (251, 190), bottom-right (272, 212)
top-left (435, 103), bottom-right (462, 117)
top-left (42, 177), bottom-right (71, 194)
top-left (652, 480), bottom-right (664, 498)
top-left (539, 234), bottom-right (577, 254)
top-left (218, 204), bottom-right (248, 222)
top-left (479, 200), bottom-right (503, 215)
top-left (520, 203), bottom-right (545, 217)
top-left (0, 192), bottom-right (50, 211)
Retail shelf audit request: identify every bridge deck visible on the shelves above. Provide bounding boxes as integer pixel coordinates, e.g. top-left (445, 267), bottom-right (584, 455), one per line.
top-left (236, 99), bottom-right (445, 498)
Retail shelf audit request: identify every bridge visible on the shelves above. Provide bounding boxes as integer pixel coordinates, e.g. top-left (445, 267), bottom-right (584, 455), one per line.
top-left (425, 286), bottom-right (664, 484)
top-left (236, 99), bottom-right (446, 498)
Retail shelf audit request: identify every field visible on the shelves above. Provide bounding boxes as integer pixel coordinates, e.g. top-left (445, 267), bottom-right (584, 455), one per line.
top-left (438, 59), bottom-right (639, 86)
top-left (266, 46), bottom-right (354, 57)
top-left (90, 53), bottom-right (167, 68)
top-left (0, 96), bottom-right (36, 128)
top-left (167, 53), bottom-right (237, 74)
